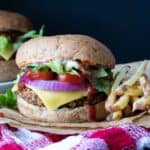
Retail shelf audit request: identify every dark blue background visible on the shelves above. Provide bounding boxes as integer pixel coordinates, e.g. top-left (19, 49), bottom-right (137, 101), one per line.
top-left (1, 0), bottom-right (150, 63)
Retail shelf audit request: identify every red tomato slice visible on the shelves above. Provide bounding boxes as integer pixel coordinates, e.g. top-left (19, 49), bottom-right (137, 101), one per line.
top-left (57, 74), bottom-right (85, 84)
top-left (25, 71), bottom-right (54, 80)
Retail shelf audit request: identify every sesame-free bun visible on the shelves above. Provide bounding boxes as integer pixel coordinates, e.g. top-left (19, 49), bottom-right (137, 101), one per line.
top-left (0, 59), bottom-right (19, 81)
top-left (0, 10), bottom-right (32, 33)
top-left (17, 96), bottom-right (107, 123)
top-left (16, 35), bottom-right (115, 68)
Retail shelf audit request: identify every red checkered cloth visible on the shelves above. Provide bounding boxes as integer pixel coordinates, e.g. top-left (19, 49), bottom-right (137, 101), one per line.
top-left (0, 124), bottom-right (149, 150)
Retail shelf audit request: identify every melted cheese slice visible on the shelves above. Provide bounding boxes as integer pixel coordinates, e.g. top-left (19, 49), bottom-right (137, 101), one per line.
top-left (27, 85), bottom-right (87, 110)
top-left (0, 47), bottom-right (15, 60)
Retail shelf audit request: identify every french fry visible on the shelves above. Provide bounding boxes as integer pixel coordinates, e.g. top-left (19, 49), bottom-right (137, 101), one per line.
top-left (115, 85), bottom-right (142, 97)
top-left (112, 66), bottom-right (130, 90)
top-left (111, 95), bottom-right (130, 111)
top-left (105, 66), bottom-right (130, 112)
top-left (130, 96), bottom-right (139, 103)
top-left (132, 95), bottom-right (150, 111)
top-left (105, 91), bottom-right (116, 112)
top-left (107, 111), bottom-right (123, 121)
top-left (114, 86), bottom-right (126, 95)
top-left (139, 75), bottom-right (150, 96)
top-left (122, 60), bottom-right (147, 86)
top-left (112, 111), bottom-right (122, 120)
top-left (123, 86), bottom-right (142, 97)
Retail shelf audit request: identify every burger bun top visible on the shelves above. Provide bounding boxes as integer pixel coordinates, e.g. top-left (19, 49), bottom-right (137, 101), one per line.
top-left (0, 10), bottom-right (32, 33)
top-left (16, 34), bottom-right (115, 68)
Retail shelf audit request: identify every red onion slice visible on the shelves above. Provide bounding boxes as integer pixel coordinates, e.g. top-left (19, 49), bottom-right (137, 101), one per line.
top-left (22, 76), bottom-right (87, 91)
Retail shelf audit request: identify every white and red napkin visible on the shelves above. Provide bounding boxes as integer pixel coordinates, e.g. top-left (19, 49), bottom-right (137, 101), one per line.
top-left (0, 124), bottom-right (149, 150)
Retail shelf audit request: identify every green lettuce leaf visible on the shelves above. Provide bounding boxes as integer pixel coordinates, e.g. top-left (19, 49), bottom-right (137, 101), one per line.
top-left (13, 25), bottom-right (45, 51)
top-left (94, 68), bottom-right (108, 78)
top-left (49, 60), bottom-right (79, 75)
top-left (92, 68), bottom-right (113, 94)
top-left (105, 68), bottom-right (113, 79)
top-left (66, 69), bottom-right (78, 75)
top-left (0, 36), bottom-right (12, 52)
top-left (19, 25), bottom-right (45, 41)
top-left (0, 36), bottom-right (14, 60)
top-left (27, 60), bottom-right (79, 75)
top-left (49, 60), bottom-right (64, 74)
top-left (0, 89), bottom-right (17, 110)
top-left (27, 64), bottom-right (49, 71)
top-left (64, 61), bottom-right (79, 75)
top-left (92, 78), bottom-right (112, 94)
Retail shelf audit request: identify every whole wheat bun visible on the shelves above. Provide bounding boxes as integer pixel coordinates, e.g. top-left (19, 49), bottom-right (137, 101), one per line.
top-left (16, 35), bottom-right (115, 68)
top-left (17, 96), bottom-right (107, 123)
top-left (0, 59), bottom-right (19, 81)
top-left (0, 10), bottom-right (32, 33)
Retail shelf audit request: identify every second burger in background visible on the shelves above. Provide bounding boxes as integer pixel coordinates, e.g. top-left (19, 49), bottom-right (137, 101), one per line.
top-left (0, 10), bottom-right (44, 82)
top-left (14, 34), bottom-right (115, 123)
top-left (0, 10), bottom-right (32, 81)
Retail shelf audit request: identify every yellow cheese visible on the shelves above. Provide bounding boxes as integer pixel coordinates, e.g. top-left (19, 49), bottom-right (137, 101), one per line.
top-left (0, 47), bottom-right (15, 60)
top-left (27, 85), bottom-right (87, 110)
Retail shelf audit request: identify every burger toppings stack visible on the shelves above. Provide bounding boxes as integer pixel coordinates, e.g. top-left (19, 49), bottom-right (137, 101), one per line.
top-left (17, 60), bottom-right (112, 111)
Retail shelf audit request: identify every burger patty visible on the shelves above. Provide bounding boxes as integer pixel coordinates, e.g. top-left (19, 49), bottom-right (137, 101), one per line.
top-left (18, 88), bottom-right (106, 109)
top-left (18, 88), bottom-right (44, 106)
top-left (61, 93), bottom-right (106, 108)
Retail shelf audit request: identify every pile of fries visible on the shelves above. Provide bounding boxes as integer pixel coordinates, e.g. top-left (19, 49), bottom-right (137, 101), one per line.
top-left (105, 61), bottom-right (150, 121)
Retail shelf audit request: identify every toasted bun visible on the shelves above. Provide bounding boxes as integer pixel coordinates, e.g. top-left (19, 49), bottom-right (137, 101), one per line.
top-left (0, 59), bottom-right (19, 81)
top-left (16, 35), bottom-right (115, 68)
top-left (0, 10), bottom-right (32, 33)
top-left (17, 96), bottom-right (107, 123)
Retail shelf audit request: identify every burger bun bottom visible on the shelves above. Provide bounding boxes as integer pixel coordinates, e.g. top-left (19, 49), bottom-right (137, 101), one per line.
top-left (0, 59), bottom-right (19, 82)
top-left (17, 96), bottom-right (108, 123)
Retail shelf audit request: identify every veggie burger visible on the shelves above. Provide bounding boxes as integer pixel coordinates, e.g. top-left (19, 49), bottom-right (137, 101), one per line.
top-left (15, 35), bottom-right (115, 123)
top-left (0, 10), bottom-right (32, 81)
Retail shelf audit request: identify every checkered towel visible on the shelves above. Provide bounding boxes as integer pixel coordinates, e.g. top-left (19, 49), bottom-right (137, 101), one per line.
top-left (0, 124), bottom-right (149, 150)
